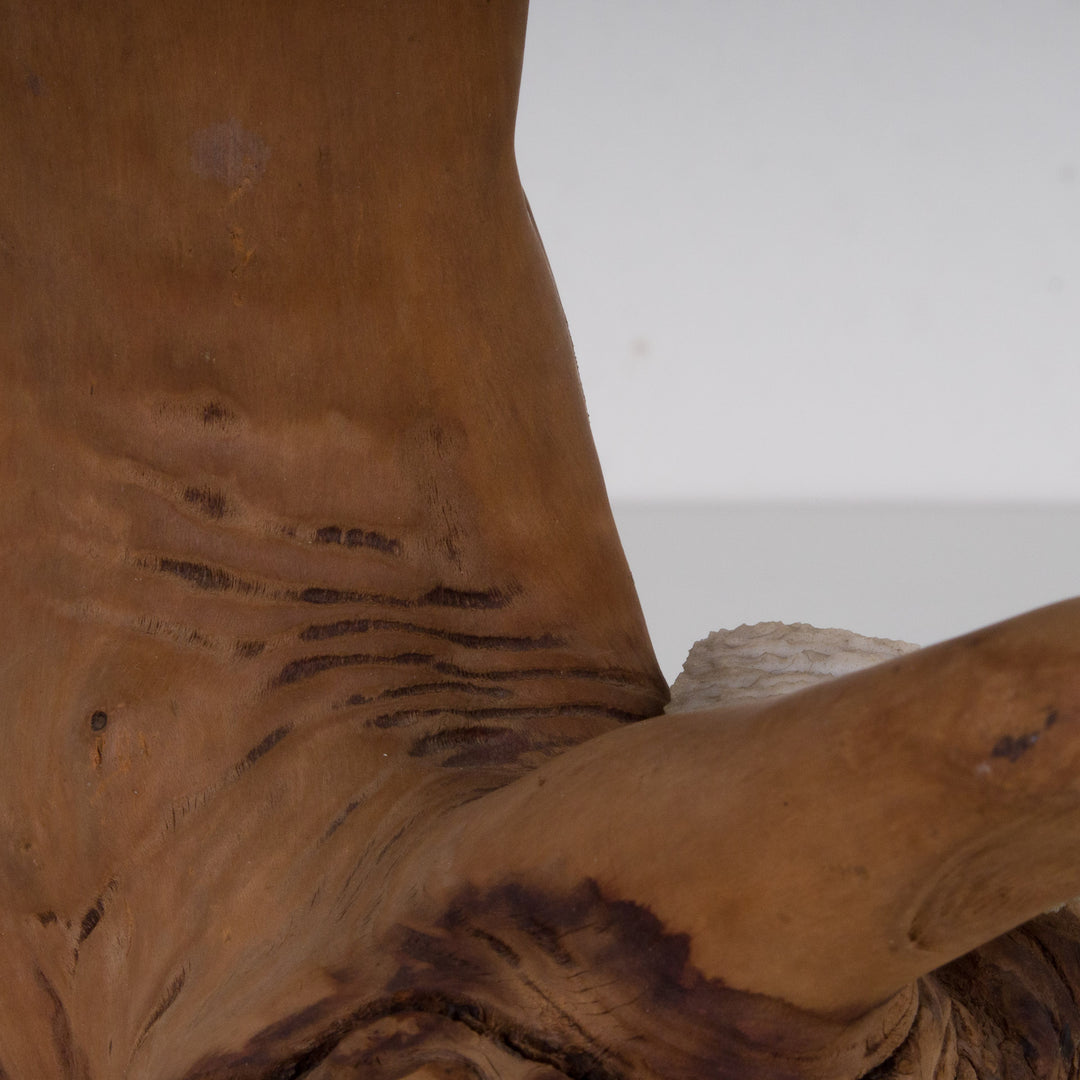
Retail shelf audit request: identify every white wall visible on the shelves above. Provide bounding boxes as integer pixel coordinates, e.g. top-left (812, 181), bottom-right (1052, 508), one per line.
top-left (612, 503), bottom-right (1080, 680)
top-left (517, 1), bottom-right (1080, 502)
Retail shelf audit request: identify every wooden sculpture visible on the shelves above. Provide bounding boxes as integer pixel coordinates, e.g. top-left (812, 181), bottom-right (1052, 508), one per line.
top-left (3, 2), bottom-right (1079, 1077)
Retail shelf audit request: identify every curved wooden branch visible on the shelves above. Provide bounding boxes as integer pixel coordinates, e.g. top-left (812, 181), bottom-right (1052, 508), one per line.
top-left (442, 599), bottom-right (1080, 1019)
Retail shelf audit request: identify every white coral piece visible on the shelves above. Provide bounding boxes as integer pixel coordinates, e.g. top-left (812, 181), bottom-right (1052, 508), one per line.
top-left (666, 622), bottom-right (920, 713)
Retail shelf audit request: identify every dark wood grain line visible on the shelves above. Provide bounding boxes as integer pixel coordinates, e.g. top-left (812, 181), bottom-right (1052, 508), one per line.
top-left (375, 681), bottom-right (512, 702)
top-left (437, 661), bottom-right (657, 691)
top-left (320, 798), bottom-right (366, 844)
top-left (237, 725), bottom-right (292, 772)
top-left (314, 525), bottom-right (401, 555)
top-left (157, 561), bottom-right (518, 618)
top-left (202, 401), bottom-right (234, 427)
top-left (180, 990), bottom-right (619, 1080)
top-left (274, 652), bottom-right (436, 688)
top-left (293, 586), bottom-right (408, 607)
top-left (292, 585), bottom-right (512, 609)
top-left (137, 968), bottom-right (187, 1047)
top-left (419, 586), bottom-right (512, 610)
top-left (299, 616), bottom-right (562, 652)
top-left (182, 486), bottom-right (228, 519)
top-left (158, 558), bottom-right (255, 594)
top-left (35, 968), bottom-right (89, 1080)
top-left (77, 899), bottom-right (104, 944)
top-left (372, 704), bottom-right (644, 730)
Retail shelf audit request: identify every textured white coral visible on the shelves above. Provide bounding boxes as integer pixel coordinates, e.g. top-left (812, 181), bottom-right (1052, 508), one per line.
top-left (666, 622), bottom-right (919, 713)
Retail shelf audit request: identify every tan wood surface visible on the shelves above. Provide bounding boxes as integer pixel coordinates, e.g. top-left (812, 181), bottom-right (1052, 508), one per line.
top-left (3, 3), bottom-right (1080, 1077)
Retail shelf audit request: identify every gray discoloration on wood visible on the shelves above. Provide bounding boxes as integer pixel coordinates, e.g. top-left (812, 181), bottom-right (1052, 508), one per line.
top-left (190, 120), bottom-right (270, 190)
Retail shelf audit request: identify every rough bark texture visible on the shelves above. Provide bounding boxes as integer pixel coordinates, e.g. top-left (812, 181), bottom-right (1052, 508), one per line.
top-left (881, 910), bottom-right (1080, 1080)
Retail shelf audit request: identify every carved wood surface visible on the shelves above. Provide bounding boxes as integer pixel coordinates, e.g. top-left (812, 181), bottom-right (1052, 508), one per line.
top-left (3, 3), bottom-right (1080, 1078)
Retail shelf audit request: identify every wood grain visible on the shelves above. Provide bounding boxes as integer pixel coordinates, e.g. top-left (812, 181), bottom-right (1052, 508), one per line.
top-left (3, 3), bottom-right (1079, 1077)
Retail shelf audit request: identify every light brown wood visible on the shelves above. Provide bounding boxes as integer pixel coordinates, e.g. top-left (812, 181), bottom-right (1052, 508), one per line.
top-left (3, 2), bottom-right (1080, 1078)
top-left (1, 3), bottom-right (664, 1074)
top-left (446, 599), bottom-right (1080, 1015)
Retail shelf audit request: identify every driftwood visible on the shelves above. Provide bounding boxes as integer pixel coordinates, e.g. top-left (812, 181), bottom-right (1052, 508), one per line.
top-left (3, 2), bottom-right (1080, 1077)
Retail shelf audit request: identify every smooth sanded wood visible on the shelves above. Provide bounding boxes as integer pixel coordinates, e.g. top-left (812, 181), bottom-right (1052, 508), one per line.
top-left (3, 3), bottom-right (1080, 1078)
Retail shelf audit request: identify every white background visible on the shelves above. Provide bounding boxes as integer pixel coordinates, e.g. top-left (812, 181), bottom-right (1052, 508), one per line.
top-left (612, 502), bottom-right (1080, 679)
top-left (516, 4), bottom-right (1079, 679)
top-left (517, 1), bottom-right (1080, 503)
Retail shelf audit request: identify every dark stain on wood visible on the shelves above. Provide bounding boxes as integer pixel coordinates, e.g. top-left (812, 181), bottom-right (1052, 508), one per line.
top-left (183, 486), bottom-right (228, 519)
top-left (991, 708), bottom-right (1063, 763)
top-left (378, 680), bottom-right (511, 701)
top-left (36, 967), bottom-right (89, 1080)
top-left (291, 584), bottom-right (516, 611)
top-left (77, 898), bottom-right (104, 944)
top-left (321, 798), bottom-right (365, 843)
top-left (240, 725), bottom-right (291, 770)
top-left (421, 586), bottom-right (511, 610)
top-left (373, 703), bottom-right (643, 732)
top-left (181, 990), bottom-right (615, 1080)
top-left (138, 968), bottom-right (187, 1047)
top-left (460, 925), bottom-right (522, 968)
top-left (314, 525), bottom-right (402, 555)
top-left (159, 558), bottom-right (248, 594)
top-left (379, 878), bottom-right (908, 1080)
top-left (300, 618), bottom-right (372, 641)
top-left (202, 402), bottom-right (234, 427)
top-left (483, 894), bottom-right (575, 971)
top-left (296, 585), bottom-right (351, 605)
top-left (415, 660), bottom-right (654, 694)
top-left (408, 725), bottom-right (530, 767)
top-left (175, 887), bottom-right (1080, 1080)
top-left (295, 586), bottom-right (388, 606)
top-left (299, 616), bottom-right (562, 652)
top-left (274, 651), bottom-right (433, 687)
top-left (345, 529), bottom-right (400, 555)
top-left (992, 732), bottom-right (1042, 762)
